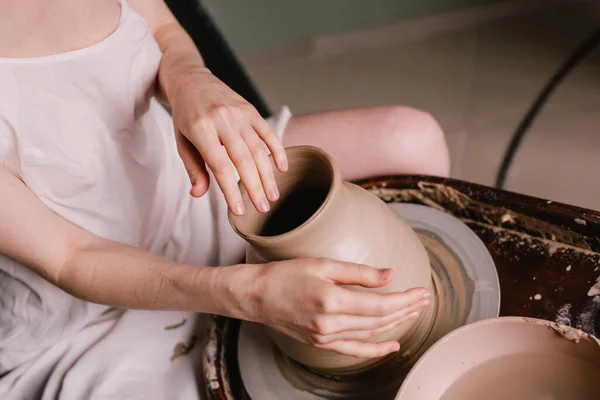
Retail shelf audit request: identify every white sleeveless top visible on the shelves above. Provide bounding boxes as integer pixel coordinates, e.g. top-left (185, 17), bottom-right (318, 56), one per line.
top-left (0, 0), bottom-right (290, 394)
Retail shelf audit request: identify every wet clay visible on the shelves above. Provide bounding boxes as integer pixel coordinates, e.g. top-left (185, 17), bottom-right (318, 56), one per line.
top-left (229, 146), bottom-right (434, 373)
top-left (170, 335), bottom-right (197, 362)
top-left (441, 353), bottom-right (600, 400)
top-left (164, 318), bottom-right (187, 331)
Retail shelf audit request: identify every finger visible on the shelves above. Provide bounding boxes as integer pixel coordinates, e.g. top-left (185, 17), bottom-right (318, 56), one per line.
top-left (240, 128), bottom-right (279, 202)
top-left (335, 287), bottom-right (431, 317)
top-left (316, 339), bottom-right (400, 359)
top-left (175, 130), bottom-right (210, 197)
top-left (219, 122), bottom-right (270, 213)
top-left (313, 308), bottom-right (421, 344)
top-left (251, 113), bottom-right (288, 172)
top-left (189, 126), bottom-right (245, 215)
top-left (313, 299), bottom-right (428, 336)
top-left (323, 262), bottom-right (395, 288)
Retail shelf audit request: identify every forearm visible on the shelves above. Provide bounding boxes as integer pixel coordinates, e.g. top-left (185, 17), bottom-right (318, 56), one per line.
top-left (128, 0), bottom-right (208, 104)
top-left (0, 162), bottom-right (256, 318)
top-left (155, 21), bottom-right (209, 104)
top-left (58, 237), bottom-right (255, 317)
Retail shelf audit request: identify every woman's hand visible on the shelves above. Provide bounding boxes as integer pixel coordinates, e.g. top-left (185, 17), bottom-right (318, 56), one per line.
top-left (166, 66), bottom-right (288, 215)
top-left (142, 0), bottom-right (287, 215)
top-left (137, 1), bottom-right (288, 215)
top-left (235, 259), bottom-right (431, 358)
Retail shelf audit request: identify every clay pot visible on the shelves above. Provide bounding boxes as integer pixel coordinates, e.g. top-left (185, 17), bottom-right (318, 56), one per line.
top-left (395, 317), bottom-right (600, 399)
top-left (228, 145), bottom-right (434, 373)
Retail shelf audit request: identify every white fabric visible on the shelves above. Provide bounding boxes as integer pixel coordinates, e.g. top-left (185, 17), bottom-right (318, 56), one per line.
top-left (0, 1), bottom-right (291, 398)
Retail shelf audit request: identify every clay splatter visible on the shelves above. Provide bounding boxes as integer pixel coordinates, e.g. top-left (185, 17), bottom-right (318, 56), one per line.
top-left (576, 296), bottom-right (600, 337)
top-left (534, 294), bottom-right (542, 300)
top-left (204, 319), bottom-right (221, 390)
top-left (164, 318), bottom-right (187, 331)
top-left (588, 277), bottom-right (600, 297)
top-left (574, 218), bottom-right (587, 226)
top-left (555, 304), bottom-right (572, 326)
top-left (566, 265), bottom-right (572, 272)
top-left (547, 322), bottom-right (587, 343)
top-left (501, 213), bottom-right (515, 224)
top-left (170, 335), bottom-right (197, 362)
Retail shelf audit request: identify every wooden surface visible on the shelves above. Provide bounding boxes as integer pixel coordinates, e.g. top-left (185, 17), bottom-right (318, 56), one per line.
top-left (203, 175), bottom-right (600, 400)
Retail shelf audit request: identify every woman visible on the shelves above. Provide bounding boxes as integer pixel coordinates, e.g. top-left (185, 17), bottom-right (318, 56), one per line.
top-left (0, 0), bottom-right (450, 398)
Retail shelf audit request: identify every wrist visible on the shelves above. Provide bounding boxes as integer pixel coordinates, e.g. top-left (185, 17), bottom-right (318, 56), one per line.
top-left (159, 58), bottom-right (210, 104)
top-left (155, 25), bottom-right (208, 103)
top-left (210, 263), bottom-right (264, 322)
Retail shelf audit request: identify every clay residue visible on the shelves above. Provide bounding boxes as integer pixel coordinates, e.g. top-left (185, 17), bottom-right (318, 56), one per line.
top-left (164, 318), bottom-right (187, 331)
top-left (588, 277), bottom-right (600, 297)
top-left (576, 296), bottom-right (600, 337)
top-left (471, 222), bottom-right (600, 263)
top-left (547, 322), bottom-right (600, 347)
top-left (203, 317), bottom-right (221, 390)
top-left (548, 322), bottom-right (586, 343)
top-left (555, 304), bottom-right (572, 326)
top-left (170, 335), bottom-right (197, 362)
top-left (368, 182), bottom-right (594, 251)
top-left (203, 317), bottom-right (235, 396)
top-left (219, 321), bottom-right (235, 398)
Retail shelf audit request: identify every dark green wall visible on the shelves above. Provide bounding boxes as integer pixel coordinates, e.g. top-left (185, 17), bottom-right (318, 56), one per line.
top-left (203, 0), bottom-right (499, 53)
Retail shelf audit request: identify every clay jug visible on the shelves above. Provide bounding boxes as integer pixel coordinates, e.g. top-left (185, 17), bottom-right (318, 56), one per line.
top-left (229, 145), bottom-right (433, 373)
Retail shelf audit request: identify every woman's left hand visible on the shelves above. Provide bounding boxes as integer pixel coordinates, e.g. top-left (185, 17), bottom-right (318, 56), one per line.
top-left (166, 66), bottom-right (288, 216)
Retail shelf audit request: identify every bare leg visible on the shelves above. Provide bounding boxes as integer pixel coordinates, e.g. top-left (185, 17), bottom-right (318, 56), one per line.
top-left (282, 106), bottom-right (450, 181)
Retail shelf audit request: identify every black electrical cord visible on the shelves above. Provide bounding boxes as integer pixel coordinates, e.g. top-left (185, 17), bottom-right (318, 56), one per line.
top-left (495, 27), bottom-right (600, 189)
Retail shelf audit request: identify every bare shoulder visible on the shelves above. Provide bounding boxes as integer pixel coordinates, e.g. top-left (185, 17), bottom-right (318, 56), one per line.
top-left (0, 0), bottom-right (121, 58)
top-left (128, 0), bottom-right (178, 33)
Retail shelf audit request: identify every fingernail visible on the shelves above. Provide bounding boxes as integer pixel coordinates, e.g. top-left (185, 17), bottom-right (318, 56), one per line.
top-left (408, 311), bottom-right (420, 320)
top-left (280, 158), bottom-right (288, 171)
top-left (419, 299), bottom-right (430, 307)
top-left (421, 291), bottom-right (431, 299)
top-left (390, 342), bottom-right (400, 352)
top-left (234, 202), bottom-right (245, 216)
top-left (380, 269), bottom-right (394, 279)
top-left (259, 198), bottom-right (270, 213)
top-left (268, 187), bottom-right (279, 201)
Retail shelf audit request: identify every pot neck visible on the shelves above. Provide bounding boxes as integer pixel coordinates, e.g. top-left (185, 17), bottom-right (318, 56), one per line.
top-left (229, 146), bottom-right (344, 252)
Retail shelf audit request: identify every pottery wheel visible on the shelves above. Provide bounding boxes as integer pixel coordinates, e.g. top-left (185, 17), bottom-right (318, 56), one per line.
top-left (238, 204), bottom-right (501, 399)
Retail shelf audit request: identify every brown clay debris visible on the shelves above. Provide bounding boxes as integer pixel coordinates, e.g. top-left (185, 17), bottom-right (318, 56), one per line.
top-left (546, 322), bottom-right (600, 347)
top-left (547, 322), bottom-right (585, 343)
top-left (164, 318), bottom-right (187, 331)
top-left (369, 182), bottom-right (594, 250)
top-left (170, 335), bottom-right (197, 362)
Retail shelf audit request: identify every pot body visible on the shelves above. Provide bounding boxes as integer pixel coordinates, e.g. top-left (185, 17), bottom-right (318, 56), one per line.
top-left (229, 146), bottom-right (433, 373)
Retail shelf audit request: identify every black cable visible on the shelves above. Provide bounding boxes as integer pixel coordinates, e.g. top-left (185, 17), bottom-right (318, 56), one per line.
top-left (495, 27), bottom-right (600, 189)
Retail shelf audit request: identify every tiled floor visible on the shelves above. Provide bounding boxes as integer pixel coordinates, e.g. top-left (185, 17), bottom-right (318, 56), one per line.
top-left (242, 2), bottom-right (600, 211)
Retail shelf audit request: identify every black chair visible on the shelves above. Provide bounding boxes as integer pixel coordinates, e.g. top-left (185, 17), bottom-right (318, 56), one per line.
top-left (165, 0), bottom-right (272, 118)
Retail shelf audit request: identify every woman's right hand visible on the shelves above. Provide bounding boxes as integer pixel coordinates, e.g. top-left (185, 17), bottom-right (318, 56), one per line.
top-left (234, 258), bottom-right (431, 359)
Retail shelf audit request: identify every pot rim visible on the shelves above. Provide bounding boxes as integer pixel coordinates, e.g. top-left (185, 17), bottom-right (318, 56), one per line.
top-left (228, 145), bottom-right (342, 246)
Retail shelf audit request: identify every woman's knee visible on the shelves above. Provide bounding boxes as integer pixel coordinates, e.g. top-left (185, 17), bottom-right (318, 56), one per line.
top-left (376, 106), bottom-right (450, 177)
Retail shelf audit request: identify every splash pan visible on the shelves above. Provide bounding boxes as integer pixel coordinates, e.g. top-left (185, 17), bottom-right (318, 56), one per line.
top-left (395, 317), bottom-right (600, 400)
